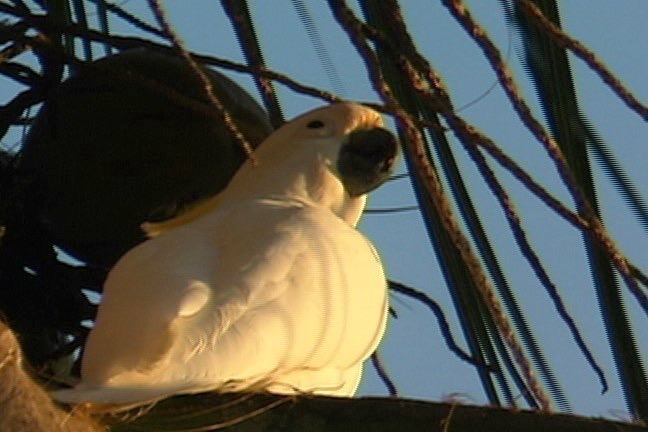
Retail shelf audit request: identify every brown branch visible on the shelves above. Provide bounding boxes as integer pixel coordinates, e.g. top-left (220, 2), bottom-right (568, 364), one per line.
top-left (0, 40), bottom-right (30, 65)
top-left (221, 0), bottom-right (285, 128)
top-left (87, 0), bottom-right (166, 38)
top-left (326, 0), bottom-right (552, 411)
top-left (4, 320), bottom-right (642, 431)
top-left (0, 4), bottom-right (345, 110)
top-left (0, 88), bottom-right (44, 140)
top-left (147, 0), bottom-right (256, 162)
top-left (519, 0), bottom-right (648, 122)
top-left (440, 0), bottom-right (589, 216)
top-left (370, 352), bottom-right (398, 397)
top-left (462, 138), bottom-right (608, 393)
top-left (106, 392), bottom-right (648, 432)
top-left (441, 0), bottom-right (648, 317)
top-left (388, 280), bottom-right (482, 368)
top-left (1, 4), bottom-right (448, 135)
top-left (336, 2), bottom-right (593, 243)
top-left (351, 9), bottom-right (607, 392)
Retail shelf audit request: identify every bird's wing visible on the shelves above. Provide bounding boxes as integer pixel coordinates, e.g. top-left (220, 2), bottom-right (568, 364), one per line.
top-left (50, 227), bottom-right (219, 405)
top-left (79, 226), bottom-right (218, 384)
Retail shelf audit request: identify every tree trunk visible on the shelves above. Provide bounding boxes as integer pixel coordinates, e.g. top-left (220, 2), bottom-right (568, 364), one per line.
top-left (1, 322), bottom-right (645, 432)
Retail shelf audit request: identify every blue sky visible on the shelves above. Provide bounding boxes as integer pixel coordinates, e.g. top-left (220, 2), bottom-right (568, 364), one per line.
top-left (1, 0), bottom-right (647, 420)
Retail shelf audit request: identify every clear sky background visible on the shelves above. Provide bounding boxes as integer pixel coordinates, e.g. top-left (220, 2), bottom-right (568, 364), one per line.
top-left (1, 0), bottom-right (647, 421)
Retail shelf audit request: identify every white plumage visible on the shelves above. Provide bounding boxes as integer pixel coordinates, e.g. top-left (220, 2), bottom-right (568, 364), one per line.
top-left (52, 103), bottom-right (397, 407)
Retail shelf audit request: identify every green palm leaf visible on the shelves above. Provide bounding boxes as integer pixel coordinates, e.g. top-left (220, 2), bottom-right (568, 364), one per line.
top-left (359, 0), bottom-right (572, 410)
top-left (508, 0), bottom-right (648, 419)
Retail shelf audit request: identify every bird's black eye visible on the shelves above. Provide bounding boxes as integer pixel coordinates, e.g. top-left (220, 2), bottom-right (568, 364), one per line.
top-left (307, 120), bottom-right (325, 129)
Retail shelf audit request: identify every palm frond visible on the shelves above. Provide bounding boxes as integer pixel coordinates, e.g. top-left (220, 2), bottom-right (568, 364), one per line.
top-left (508, 0), bottom-right (648, 419)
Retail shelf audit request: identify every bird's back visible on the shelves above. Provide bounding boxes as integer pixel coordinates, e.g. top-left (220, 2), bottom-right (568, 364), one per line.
top-left (53, 197), bottom-right (387, 404)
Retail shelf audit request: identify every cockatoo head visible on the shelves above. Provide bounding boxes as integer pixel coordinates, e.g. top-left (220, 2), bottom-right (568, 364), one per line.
top-left (280, 102), bottom-right (398, 197)
top-left (226, 103), bottom-right (399, 225)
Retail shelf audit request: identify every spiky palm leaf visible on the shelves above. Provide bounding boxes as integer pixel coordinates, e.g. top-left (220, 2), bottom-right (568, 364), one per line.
top-left (505, 0), bottom-right (648, 418)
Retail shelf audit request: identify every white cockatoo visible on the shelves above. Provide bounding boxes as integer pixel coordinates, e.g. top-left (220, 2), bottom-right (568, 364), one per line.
top-left (51, 103), bottom-right (398, 407)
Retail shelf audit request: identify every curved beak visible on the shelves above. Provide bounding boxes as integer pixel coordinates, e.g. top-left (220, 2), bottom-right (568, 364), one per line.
top-left (337, 127), bottom-right (399, 197)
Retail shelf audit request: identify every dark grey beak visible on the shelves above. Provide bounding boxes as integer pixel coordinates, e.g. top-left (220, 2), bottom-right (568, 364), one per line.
top-left (337, 127), bottom-right (399, 197)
